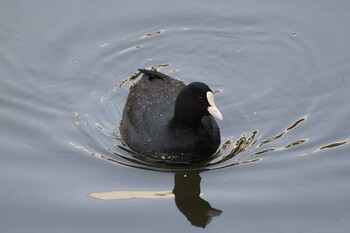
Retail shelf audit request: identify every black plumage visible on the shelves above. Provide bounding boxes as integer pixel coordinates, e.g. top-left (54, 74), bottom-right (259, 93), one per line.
top-left (120, 69), bottom-right (222, 164)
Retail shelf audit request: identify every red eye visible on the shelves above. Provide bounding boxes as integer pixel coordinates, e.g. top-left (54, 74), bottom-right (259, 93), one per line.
top-left (198, 96), bottom-right (205, 102)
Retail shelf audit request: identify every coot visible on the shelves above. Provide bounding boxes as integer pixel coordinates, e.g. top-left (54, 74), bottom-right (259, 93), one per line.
top-left (120, 69), bottom-right (223, 164)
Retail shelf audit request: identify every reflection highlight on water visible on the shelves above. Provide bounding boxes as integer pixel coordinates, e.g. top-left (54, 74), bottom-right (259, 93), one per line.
top-left (89, 190), bottom-right (175, 200)
top-left (258, 115), bottom-right (308, 148)
top-left (310, 138), bottom-right (350, 154)
top-left (140, 29), bottom-right (166, 39)
top-left (119, 45), bottom-right (143, 55)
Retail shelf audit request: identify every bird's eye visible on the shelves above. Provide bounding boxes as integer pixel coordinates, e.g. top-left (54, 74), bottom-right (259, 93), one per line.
top-left (198, 96), bottom-right (205, 102)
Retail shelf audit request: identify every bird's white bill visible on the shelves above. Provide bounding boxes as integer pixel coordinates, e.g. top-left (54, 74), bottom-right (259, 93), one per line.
top-left (207, 92), bottom-right (223, 121)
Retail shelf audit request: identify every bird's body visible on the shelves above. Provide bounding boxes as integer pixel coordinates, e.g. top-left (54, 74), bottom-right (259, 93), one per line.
top-left (120, 69), bottom-right (222, 164)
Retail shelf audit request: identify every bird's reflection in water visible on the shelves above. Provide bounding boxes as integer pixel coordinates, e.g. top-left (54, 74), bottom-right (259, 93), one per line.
top-left (88, 171), bottom-right (222, 228)
top-left (173, 171), bottom-right (222, 228)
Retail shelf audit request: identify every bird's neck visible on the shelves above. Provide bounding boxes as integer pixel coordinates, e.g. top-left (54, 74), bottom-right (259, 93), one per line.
top-left (171, 112), bottom-right (202, 129)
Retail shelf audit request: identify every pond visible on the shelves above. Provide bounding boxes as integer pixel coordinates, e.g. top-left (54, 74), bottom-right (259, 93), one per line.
top-left (1, 0), bottom-right (350, 232)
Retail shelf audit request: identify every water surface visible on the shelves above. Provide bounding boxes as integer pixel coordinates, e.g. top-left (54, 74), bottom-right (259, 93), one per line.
top-left (1, 0), bottom-right (350, 232)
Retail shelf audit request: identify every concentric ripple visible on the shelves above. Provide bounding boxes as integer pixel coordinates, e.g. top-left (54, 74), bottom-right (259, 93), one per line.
top-left (67, 14), bottom-right (350, 172)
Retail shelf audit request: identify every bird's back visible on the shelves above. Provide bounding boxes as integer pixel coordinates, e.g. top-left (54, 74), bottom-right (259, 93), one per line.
top-left (120, 70), bottom-right (185, 152)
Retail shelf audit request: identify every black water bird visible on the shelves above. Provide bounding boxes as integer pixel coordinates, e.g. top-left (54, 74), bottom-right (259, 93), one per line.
top-left (120, 69), bottom-right (223, 164)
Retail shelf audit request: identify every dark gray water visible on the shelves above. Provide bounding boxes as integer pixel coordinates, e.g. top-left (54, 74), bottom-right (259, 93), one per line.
top-left (1, 0), bottom-right (350, 232)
